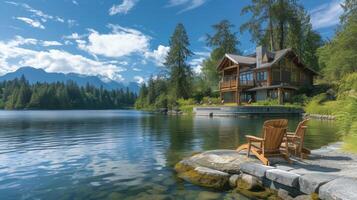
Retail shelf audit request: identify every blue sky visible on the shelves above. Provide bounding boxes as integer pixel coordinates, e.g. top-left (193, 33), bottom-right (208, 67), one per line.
top-left (0, 0), bottom-right (344, 84)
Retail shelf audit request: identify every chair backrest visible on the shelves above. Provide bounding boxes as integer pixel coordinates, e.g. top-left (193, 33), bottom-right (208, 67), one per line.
top-left (295, 119), bottom-right (309, 138)
top-left (262, 125), bottom-right (287, 152)
top-left (263, 119), bottom-right (288, 129)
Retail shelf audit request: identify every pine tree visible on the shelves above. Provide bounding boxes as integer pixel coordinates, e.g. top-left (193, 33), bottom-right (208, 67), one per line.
top-left (202, 20), bottom-right (239, 90)
top-left (165, 23), bottom-right (193, 99)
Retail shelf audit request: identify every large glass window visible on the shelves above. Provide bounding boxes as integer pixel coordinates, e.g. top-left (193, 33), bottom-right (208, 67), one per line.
top-left (239, 72), bottom-right (253, 85)
top-left (257, 71), bottom-right (267, 81)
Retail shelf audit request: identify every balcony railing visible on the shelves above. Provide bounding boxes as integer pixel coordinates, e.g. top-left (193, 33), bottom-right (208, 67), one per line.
top-left (220, 79), bottom-right (237, 89)
top-left (220, 79), bottom-right (254, 89)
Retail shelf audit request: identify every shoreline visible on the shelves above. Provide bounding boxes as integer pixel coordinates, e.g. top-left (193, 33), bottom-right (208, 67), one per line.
top-left (175, 142), bottom-right (357, 200)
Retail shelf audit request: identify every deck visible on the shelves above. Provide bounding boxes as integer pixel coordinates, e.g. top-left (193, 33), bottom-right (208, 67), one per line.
top-left (194, 106), bottom-right (303, 116)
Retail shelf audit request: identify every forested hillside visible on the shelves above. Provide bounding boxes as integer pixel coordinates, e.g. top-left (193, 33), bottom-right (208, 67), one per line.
top-left (0, 76), bottom-right (136, 110)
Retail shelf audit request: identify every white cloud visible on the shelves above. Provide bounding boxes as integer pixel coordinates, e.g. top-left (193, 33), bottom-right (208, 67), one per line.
top-left (72, 0), bottom-right (79, 5)
top-left (189, 57), bottom-right (205, 74)
top-left (144, 45), bottom-right (170, 66)
top-left (6, 1), bottom-right (74, 26)
top-left (109, 0), bottom-right (138, 15)
top-left (133, 67), bottom-right (141, 71)
top-left (0, 37), bottom-right (125, 81)
top-left (189, 51), bottom-right (210, 74)
top-left (310, 0), bottom-right (344, 29)
top-left (78, 24), bottom-right (150, 58)
top-left (134, 76), bottom-right (145, 84)
top-left (167, 0), bottom-right (209, 13)
top-left (63, 32), bottom-right (86, 40)
top-left (6, 35), bottom-right (62, 47)
top-left (16, 17), bottom-right (45, 29)
top-left (41, 41), bottom-right (62, 47)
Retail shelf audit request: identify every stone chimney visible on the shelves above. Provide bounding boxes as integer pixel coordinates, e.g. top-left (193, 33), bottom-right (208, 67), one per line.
top-left (256, 46), bottom-right (263, 68)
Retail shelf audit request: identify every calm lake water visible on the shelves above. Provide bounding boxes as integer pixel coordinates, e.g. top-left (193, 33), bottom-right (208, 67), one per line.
top-left (0, 110), bottom-right (340, 200)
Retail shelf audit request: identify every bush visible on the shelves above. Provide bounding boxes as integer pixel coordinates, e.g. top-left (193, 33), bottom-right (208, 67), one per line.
top-left (154, 94), bottom-right (168, 109)
top-left (177, 98), bottom-right (196, 106)
top-left (304, 94), bottom-right (339, 115)
top-left (252, 98), bottom-right (279, 106)
top-left (201, 96), bottom-right (221, 105)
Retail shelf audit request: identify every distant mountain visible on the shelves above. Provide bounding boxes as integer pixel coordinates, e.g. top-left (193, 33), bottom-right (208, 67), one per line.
top-left (0, 67), bottom-right (140, 93)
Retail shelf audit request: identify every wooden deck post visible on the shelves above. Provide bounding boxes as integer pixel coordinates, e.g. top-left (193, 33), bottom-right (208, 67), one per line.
top-left (236, 64), bottom-right (241, 105)
top-left (278, 88), bottom-right (283, 105)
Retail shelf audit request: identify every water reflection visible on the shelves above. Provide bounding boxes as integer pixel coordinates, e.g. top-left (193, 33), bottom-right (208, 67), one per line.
top-left (0, 110), bottom-right (340, 199)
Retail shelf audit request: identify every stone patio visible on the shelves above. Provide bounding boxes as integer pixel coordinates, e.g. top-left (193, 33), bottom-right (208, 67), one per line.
top-left (175, 142), bottom-right (357, 200)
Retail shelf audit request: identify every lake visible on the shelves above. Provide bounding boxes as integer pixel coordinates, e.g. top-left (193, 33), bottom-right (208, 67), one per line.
top-left (0, 110), bottom-right (340, 200)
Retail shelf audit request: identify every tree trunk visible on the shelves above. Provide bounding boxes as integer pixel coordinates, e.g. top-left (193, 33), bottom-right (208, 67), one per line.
top-left (268, 0), bottom-right (274, 51)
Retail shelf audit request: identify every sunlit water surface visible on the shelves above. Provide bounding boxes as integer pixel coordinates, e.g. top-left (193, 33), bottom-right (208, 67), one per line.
top-left (0, 110), bottom-right (339, 199)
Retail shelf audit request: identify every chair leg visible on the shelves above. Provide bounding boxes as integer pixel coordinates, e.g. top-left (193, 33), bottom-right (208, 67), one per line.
top-left (236, 144), bottom-right (248, 152)
top-left (250, 149), bottom-right (269, 165)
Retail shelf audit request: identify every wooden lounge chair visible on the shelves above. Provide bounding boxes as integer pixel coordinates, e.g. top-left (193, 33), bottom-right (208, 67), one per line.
top-left (236, 119), bottom-right (290, 166)
top-left (281, 119), bottom-right (310, 158)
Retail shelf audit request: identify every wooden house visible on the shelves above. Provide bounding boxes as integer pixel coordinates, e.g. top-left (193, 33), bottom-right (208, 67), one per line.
top-left (218, 46), bottom-right (317, 104)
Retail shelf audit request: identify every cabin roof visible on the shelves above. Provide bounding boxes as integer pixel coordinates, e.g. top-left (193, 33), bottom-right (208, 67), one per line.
top-left (225, 54), bottom-right (256, 65)
top-left (217, 48), bottom-right (318, 75)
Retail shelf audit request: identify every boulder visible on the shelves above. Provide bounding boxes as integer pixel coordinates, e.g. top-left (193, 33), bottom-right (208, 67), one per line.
top-left (266, 169), bottom-right (300, 187)
top-left (237, 173), bottom-right (263, 191)
top-left (319, 177), bottom-right (357, 200)
top-left (239, 162), bottom-right (274, 178)
top-left (195, 150), bottom-right (255, 174)
top-left (176, 166), bottom-right (230, 189)
top-left (298, 173), bottom-right (337, 194)
top-left (229, 174), bottom-right (240, 188)
top-left (278, 188), bottom-right (294, 200)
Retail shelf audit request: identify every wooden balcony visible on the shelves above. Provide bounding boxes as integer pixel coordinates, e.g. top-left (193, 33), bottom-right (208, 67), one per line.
top-left (220, 80), bottom-right (254, 90)
top-left (220, 80), bottom-right (237, 89)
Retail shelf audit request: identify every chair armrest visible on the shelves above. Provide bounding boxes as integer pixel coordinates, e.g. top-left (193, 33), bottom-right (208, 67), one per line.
top-left (246, 135), bottom-right (264, 142)
top-left (286, 132), bottom-right (295, 135)
top-left (286, 135), bottom-right (301, 139)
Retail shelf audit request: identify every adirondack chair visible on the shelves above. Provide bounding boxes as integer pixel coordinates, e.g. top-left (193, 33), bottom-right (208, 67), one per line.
top-left (281, 119), bottom-right (310, 158)
top-left (236, 119), bottom-right (290, 166)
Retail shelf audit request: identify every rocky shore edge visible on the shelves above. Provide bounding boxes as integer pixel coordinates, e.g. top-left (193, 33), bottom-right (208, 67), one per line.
top-left (175, 143), bottom-right (357, 200)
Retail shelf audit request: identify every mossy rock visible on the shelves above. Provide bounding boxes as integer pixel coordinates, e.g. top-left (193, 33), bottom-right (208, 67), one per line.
top-left (176, 166), bottom-right (230, 189)
top-left (235, 187), bottom-right (280, 200)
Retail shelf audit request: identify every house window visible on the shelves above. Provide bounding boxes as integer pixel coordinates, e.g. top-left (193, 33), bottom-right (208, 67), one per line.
top-left (257, 71), bottom-right (267, 81)
top-left (239, 72), bottom-right (253, 85)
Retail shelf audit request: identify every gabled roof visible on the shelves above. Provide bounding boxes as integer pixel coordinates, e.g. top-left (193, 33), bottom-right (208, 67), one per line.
top-left (260, 48), bottom-right (290, 68)
top-left (225, 54), bottom-right (256, 65)
top-left (217, 48), bottom-right (318, 75)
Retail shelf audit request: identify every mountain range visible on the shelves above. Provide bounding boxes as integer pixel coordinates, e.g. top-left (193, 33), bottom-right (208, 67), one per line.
top-left (0, 67), bottom-right (140, 93)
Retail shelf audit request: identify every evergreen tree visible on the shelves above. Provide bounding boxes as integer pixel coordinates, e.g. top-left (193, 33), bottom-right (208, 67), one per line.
top-left (317, 0), bottom-right (357, 81)
top-left (0, 78), bottom-right (136, 110)
top-left (202, 20), bottom-right (239, 90)
top-left (165, 23), bottom-right (193, 99)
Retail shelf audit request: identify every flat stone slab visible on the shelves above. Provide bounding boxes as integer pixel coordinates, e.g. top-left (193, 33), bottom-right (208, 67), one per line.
top-left (188, 150), bottom-right (255, 174)
top-left (299, 173), bottom-right (337, 194)
top-left (240, 162), bottom-right (274, 178)
top-left (319, 177), bottom-right (357, 200)
top-left (266, 169), bottom-right (300, 187)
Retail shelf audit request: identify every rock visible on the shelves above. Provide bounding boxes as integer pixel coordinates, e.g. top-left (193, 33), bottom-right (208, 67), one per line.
top-left (229, 174), bottom-right (240, 188)
top-left (293, 194), bottom-right (316, 200)
top-left (177, 166), bottom-right (230, 189)
top-left (237, 173), bottom-right (263, 191)
top-left (266, 169), bottom-right (300, 187)
top-left (239, 162), bottom-right (274, 178)
top-left (196, 150), bottom-right (255, 174)
top-left (298, 173), bottom-right (337, 194)
top-left (196, 191), bottom-right (222, 200)
top-left (319, 177), bottom-right (357, 200)
top-left (108, 192), bottom-right (124, 200)
top-left (278, 188), bottom-right (294, 200)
